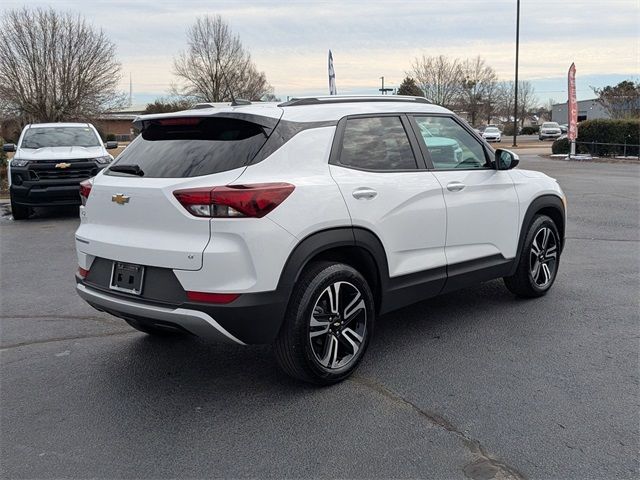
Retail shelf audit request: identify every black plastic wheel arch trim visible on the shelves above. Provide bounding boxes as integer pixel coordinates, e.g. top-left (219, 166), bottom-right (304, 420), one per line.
top-left (509, 194), bottom-right (565, 277)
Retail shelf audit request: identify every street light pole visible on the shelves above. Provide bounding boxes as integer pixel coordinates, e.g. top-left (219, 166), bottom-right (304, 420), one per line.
top-left (512, 0), bottom-right (520, 147)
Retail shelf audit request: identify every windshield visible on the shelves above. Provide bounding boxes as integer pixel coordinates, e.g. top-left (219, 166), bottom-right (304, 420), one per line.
top-left (542, 123), bottom-right (559, 128)
top-left (485, 128), bottom-right (499, 133)
top-left (21, 126), bottom-right (101, 149)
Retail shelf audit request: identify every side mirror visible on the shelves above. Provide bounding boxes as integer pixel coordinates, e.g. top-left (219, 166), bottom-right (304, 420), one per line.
top-left (105, 141), bottom-right (118, 150)
top-left (495, 149), bottom-right (519, 170)
top-left (3, 143), bottom-right (16, 152)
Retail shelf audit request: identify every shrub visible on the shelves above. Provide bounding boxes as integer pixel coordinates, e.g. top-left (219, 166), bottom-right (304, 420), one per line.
top-left (552, 137), bottom-right (570, 154)
top-left (521, 126), bottom-right (539, 135)
top-left (502, 124), bottom-right (516, 136)
top-left (577, 119), bottom-right (640, 156)
top-left (552, 137), bottom-right (589, 155)
top-left (106, 133), bottom-right (116, 142)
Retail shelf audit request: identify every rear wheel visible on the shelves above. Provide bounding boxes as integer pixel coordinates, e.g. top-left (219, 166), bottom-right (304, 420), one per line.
top-left (124, 318), bottom-right (185, 337)
top-left (10, 196), bottom-right (30, 220)
top-left (504, 215), bottom-right (561, 298)
top-left (274, 261), bottom-right (375, 385)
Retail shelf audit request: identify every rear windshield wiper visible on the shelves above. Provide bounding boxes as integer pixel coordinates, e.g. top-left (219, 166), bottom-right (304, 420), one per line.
top-left (108, 164), bottom-right (144, 176)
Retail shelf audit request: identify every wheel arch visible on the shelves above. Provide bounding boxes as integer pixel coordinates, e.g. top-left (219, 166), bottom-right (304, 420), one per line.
top-left (276, 227), bottom-right (390, 313)
top-left (511, 194), bottom-right (565, 275)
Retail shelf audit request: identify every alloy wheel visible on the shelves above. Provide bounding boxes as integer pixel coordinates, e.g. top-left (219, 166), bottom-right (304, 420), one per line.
top-left (308, 281), bottom-right (367, 370)
top-left (529, 226), bottom-right (558, 288)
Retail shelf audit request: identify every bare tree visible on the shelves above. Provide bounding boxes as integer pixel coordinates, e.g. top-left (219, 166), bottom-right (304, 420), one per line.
top-left (409, 55), bottom-right (462, 108)
top-left (481, 79), bottom-right (502, 124)
top-left (173, 15), bottom-right (273, 102)
top-left (0, 8), bottom-right (124, 123)
top-left (516, 80), bottom-right (538, 127)
top-left (496, 81), bottom-right (516, 120)
top-left (458, 56), bottom-right (497, 126)
top-left (495, 80), bottom-right (538, 128)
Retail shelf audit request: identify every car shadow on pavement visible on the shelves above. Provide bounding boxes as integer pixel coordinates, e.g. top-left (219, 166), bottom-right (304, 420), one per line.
top-left (1, 204), bottom-right (79, 221)
top-left (97, 279), bottom-right (527, 399)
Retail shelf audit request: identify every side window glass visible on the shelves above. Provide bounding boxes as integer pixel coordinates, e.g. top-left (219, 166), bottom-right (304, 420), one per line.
top-left (339, 116), bottom-right (417, 170)
top-left (413, 116), bottom-right (489, 170)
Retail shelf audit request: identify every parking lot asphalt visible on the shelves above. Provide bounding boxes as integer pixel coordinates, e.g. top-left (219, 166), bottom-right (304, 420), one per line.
top-left (1, 155), bottom-right (638, 479)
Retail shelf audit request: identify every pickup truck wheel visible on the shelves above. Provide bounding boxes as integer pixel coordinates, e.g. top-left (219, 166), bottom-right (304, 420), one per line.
top-left (274, 261), bottom-right (375, 385)
top-left (10, 197), bottom-right (31, 220)
top-left (504, 215), bottom-right (561, 298)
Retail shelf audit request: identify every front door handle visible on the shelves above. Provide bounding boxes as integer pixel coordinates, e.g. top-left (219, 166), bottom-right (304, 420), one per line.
top-left (446, 181), bottom-right (466, 192)
top-left (352, 187), bottom-right (378, 200)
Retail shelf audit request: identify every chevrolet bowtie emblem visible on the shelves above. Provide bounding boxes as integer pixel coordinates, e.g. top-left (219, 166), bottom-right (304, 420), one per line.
top-left (111, 194), bottom-right (130, 205)
top-left (55, 162), bottom-right (71, 169)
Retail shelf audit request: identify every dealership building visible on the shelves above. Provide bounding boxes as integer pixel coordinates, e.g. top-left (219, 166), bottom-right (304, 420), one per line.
top-left (551, 98), bottom-right (608, 123)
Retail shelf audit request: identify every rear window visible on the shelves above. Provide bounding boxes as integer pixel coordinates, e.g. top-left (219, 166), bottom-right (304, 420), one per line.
top-left (21, 126), bottom-right (101, 149)
top-left (339, 116), bottom-right (417, 171)
top-left (107, 117), bottom-right (268, 178)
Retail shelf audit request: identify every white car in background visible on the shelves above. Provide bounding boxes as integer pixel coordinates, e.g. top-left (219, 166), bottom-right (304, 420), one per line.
top-left (539, 122), bottom-right (563, 140)
top-left (482, 127), bottom-right (502, 142)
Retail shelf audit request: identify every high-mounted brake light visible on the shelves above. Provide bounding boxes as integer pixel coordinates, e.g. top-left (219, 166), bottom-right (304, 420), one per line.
top-left (173, 183), bottom-right (295, 218)
top-left (158, 117), bottom-right (201, 126)
top-left (79, 179), bottom-right (93, 206)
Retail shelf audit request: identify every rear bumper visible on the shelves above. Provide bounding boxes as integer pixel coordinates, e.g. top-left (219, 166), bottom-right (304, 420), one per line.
top-left (75, 270), bottom-right (289, 345)
top-left (77, 283), bottom-right (247, 344)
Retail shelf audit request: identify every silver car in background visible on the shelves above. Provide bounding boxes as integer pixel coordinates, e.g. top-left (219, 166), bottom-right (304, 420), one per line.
top-left (539, 122), bottom-right (562, 141)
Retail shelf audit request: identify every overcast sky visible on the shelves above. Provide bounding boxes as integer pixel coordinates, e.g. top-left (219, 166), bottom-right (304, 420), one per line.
top-left (3, 0), bottom-right (639, 104)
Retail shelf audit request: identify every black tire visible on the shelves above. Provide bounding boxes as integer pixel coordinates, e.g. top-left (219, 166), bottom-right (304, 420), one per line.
top-left (124, 318), bottom-right (184, 337)
top-left (274, 261), bottom-right (375, 385)
top-left (10, 196), bottom-right (30, 220)
top-left (504, 215), bottom-right (561, 298)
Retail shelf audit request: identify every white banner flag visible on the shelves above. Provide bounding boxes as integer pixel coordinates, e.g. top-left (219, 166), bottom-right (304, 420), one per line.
top-left (328, 50), bottom-right (337, 95)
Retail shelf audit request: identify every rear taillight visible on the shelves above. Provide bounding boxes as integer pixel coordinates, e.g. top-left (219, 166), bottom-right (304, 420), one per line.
top-left (173, 183), bottom-right (295, 218)
top-left (79, 179), bottom-right (93, 206)
top-left (186, 291), bottom-right (240, 304)
top-left (78, 267), bottom-right (90, 279)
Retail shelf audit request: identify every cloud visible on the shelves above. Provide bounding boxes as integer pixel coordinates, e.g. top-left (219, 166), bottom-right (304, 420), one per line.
top-left (3, 0), bottom-right (639, 102)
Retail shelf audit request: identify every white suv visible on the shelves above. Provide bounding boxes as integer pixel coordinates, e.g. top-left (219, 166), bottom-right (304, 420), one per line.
top-left (75, 96), bottom-right (566, 384)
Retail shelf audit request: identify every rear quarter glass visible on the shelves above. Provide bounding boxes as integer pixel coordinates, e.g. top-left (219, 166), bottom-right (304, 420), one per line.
top-left (106, 117), bottom-right (270, 178)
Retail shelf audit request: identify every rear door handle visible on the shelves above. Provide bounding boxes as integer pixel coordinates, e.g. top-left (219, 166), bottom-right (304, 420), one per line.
top-left (446, 181), bottom-right (466, 192)
top-left (352, 188), bottom-right (378, 200)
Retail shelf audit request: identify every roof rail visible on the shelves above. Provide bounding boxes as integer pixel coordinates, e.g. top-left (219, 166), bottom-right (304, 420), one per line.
top-left (231, 99), bottom-right (252, 106)
top-left (278, 95), bottom-right (431, 107)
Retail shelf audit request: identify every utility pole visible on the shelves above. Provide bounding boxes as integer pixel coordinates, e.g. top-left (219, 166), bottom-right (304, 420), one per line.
top-left (129, 72), bottom-right (133, 107)
top-left (512, 0), bottom-right (520, 147)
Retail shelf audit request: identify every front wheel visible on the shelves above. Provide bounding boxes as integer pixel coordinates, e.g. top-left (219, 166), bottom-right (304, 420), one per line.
top-left (504, 215), bottom-right (561, 298)
top-left (274, 261), bottom-right (375, 385)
